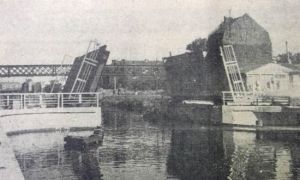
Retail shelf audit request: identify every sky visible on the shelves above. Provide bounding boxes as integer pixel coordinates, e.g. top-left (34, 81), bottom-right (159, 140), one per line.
top-left (0, 0), bottom-right (299, 65)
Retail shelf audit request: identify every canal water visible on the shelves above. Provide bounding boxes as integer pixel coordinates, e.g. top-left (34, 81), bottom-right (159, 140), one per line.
top-left (8, 108), bottom-right (300, 180)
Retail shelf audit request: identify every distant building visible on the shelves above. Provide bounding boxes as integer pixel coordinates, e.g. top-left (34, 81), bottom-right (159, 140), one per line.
top-left (164, 13), bottom-right (273, 101)
top-left (246, 63), bottom-right (300, 95)
top-left (164, 52), bottom-right (206, 100)
top-left (111, 59), bottom-right (161, 66)
top-left (100, 59), bottom-right (166, 91)
top-left (0, 82), bottom-right (22, 92)
top-left (205, 13), bottom-right (272, 94)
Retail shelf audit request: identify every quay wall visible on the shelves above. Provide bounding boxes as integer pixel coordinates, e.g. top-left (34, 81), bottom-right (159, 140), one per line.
top-left (164, 103), bottom-right (222, 125)
top-left (0, 107), bottom-right (102, 135)
top-left (223, 105), bottom-right (300, 126)
top-left (0, 124), bottom-right (24, 180)
top-left (101, 94), bottom-right (171, 112)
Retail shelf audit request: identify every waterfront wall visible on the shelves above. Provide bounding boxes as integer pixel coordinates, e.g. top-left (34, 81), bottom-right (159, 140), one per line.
top-left (164, 103), bottom-right (221, 125)
top-left (222, 105), bottom-right (300, 126)
top-left (0, 107), bottom-right (101, 134)
top-left (101, 94), bottom-right (170, 112)
top-left (0, 124), bottom-right (25, 179)
top-left (256, 112), bottom-right (300, 126)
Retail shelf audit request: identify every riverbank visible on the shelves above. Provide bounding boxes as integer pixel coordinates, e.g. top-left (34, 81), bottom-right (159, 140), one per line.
top-left (100, 90), bottom-right (171, 113)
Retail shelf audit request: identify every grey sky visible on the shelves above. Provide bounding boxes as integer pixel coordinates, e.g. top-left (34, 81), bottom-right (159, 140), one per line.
top-left (0, 0), bottom-right (299, 64)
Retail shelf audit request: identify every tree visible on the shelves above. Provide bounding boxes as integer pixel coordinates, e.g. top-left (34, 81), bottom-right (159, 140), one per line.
top-left (275, 52), bottom-right (300, 64)
top-left (186, 38), bottom-right (207, 52)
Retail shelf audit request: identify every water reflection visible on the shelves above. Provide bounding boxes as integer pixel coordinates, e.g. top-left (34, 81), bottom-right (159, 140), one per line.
top-left (69, 150), bottom-right (103, 180)
top-left (167, 128), bottom-right (229, 180)
top-left (7, 108), bottom-right (300, 179)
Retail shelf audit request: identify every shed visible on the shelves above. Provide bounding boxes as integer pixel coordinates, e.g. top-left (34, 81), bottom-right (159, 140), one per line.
top-left (246, 63), bottom-right (300, 94)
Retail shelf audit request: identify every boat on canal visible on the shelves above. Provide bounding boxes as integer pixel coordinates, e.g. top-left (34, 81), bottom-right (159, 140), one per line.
top-left (64, 126), bottom-right (104, 150)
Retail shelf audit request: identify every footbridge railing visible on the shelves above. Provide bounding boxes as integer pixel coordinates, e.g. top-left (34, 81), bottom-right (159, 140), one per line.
top-left (222, 91), bottom-right (291, 106)
top-left (0, 92), bottom-right (104, 110)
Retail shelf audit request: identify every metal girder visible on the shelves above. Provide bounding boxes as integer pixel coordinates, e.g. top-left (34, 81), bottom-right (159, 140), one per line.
top-left (0, 65), bottom-right (72, 77)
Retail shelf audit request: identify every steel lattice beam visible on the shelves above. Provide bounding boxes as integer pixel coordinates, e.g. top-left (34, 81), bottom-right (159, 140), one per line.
top-left (0, 64), bottom-right (165, 77)
top-left (0, 65), bottom-right (73, 77)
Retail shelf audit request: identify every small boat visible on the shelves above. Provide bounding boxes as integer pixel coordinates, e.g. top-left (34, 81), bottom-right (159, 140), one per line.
top-left (64, 127), bottom-right (104, 150)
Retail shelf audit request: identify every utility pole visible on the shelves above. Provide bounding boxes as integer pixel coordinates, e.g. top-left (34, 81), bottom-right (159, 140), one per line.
top-left (113, 76), bottom-right (117, 95)
top-left (286, 41), bottom-right (292, 64)
top-left (51, 54), bottom-right (72, 93)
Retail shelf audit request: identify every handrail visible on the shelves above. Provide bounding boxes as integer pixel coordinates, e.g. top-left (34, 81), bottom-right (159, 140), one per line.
top-left (222, 91), bottom-right (291, 106)
top-left (0, 92), bottom-right (102, 95)
top-left (0, 92), bottom-right (103, 110)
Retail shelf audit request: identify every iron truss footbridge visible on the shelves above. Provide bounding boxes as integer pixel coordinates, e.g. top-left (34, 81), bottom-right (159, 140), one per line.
top-left (0, 65), bottom-right (73, 77)
top-left (0, 64), bottom-right (164, 77)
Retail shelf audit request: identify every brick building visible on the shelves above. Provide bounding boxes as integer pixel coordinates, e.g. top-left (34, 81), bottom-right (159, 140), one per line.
top-left (100, 59), bottom-right (166, 91)
top-left (164, 13), bottom-right (273, 101)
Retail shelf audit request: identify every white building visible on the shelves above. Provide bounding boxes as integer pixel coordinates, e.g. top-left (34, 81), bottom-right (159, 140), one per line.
top-left (246, 63), bottom-right (300, 96)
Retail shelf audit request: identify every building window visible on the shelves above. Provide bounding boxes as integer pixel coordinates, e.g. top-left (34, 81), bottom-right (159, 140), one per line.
top-left (275, 74), bottom-right (286, 78)
top-left (267, 82), bottom-right (270, 89)
top-left (276, 81), bottom-right (280, 90)
top-left (248, 85), bottom-right (252, 91)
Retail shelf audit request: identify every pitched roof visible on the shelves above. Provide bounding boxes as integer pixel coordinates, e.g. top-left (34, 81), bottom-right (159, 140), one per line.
top-left (239, 62), bottom-right (269, 73)
top-left (246, 63), bottom-right (300, 75)
top-left (209, 13), bottom-right (267, 37)
top-left (280, 63), bottom-right (300, 72)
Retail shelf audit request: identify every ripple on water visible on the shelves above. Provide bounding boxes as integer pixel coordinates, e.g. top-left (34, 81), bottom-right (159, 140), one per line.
top-left (7, 110), bottom-right (300, 180)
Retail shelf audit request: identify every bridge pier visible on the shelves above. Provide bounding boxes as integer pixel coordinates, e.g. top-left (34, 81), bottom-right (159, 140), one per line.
top-left (222, 105), bottom-right (300, 127)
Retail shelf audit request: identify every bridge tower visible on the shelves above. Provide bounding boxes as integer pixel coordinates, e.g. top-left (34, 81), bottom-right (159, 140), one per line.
top-left (69, 40), bottom-right (100, 93)
top-left (220, 45), bottom-right (246, 102)
top-left (63, 40), bottom-right (110, 93)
